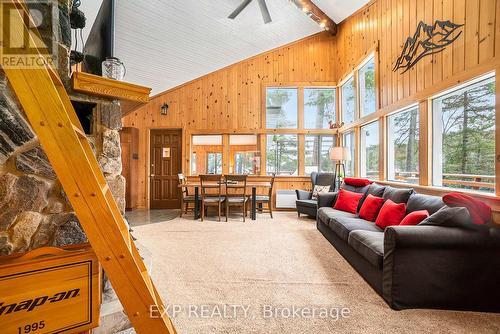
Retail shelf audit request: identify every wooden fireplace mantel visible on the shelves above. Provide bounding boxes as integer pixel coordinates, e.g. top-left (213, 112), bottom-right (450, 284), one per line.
top-left (71, 71), bottom-right (151, 113)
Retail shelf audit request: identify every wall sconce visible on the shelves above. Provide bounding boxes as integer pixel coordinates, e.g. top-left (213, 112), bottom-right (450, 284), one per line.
top-left (160, 103), bottom-right (169, 115)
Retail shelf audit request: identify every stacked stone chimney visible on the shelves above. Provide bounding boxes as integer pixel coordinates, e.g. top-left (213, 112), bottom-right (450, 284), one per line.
top-left (0, 1), bottom-right (126, 255)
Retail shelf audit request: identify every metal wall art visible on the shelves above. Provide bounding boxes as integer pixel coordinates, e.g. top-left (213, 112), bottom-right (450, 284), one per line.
top-left (393, 20), bottom-right (464, 74)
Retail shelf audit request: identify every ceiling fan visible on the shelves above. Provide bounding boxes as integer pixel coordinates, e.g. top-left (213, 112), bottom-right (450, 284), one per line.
top-left (228, 0), bottom-right (272, 24)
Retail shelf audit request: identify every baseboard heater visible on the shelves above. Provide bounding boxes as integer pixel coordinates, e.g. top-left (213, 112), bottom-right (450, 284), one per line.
top-left (276, 190), bottom-right (297, 209)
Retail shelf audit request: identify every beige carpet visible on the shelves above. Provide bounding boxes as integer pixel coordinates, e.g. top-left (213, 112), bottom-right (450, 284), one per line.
top-left (133, 212), bottom-right (500, 334)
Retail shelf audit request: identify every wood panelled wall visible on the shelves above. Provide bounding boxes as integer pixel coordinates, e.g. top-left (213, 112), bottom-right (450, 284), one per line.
top-left (123, 0), bottom-right (500, 209)
top-left (335, 0), bottom-right (500, 114)
top-left (123, 33), bottom-right (336, 208)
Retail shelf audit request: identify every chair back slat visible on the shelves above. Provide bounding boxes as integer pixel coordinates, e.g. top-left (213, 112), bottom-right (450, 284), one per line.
top-left (200, 174), bottom-right (223, 199)
top-left (268, 173), bottom-right (276, 198)
top-left (224, 174), bottom-right (247, 198)
top-left (178, 173), bottom-right (189, 197)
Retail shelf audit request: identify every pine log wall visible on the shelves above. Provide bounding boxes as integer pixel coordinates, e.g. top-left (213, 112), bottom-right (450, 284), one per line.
top-left (123, 0), bottom-right (500, 210)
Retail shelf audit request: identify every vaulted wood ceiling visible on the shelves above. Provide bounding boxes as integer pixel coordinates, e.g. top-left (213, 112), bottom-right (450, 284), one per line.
top-left (113, 0), bottom-right (370, 94)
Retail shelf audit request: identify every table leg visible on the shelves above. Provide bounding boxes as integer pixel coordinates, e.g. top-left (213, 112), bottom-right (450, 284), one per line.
top-left (251, 187), bottom-right (256, 220)
top-left (194, 186), bottom-right (200, 220)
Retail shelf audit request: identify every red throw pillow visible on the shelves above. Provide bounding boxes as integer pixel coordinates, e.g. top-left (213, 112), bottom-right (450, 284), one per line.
top-left (375, 200), bottom-right (407, 229)
top-left (443, 192), bottom-right (492, 225)
top-left (400, 210), bottom-right (429, 226)
top-left (358, 194), bottom-right (384, 222)
top-left (344, 177), bottom-right (373, 187)
top-left (334, 189), bottom-right (364, 214)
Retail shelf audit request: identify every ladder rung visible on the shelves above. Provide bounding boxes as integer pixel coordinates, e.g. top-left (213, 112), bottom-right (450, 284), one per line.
top-left (47, 64), bottom-right (64, 87)
top-left (72, 124), bottom-right (86, 138)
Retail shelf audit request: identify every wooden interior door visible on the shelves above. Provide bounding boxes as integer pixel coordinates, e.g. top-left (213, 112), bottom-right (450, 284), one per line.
top-left (150, 129), bottom-right (182, 209)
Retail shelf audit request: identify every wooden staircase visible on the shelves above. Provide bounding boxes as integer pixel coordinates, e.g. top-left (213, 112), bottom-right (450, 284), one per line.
top-left (1, 1), bottom-right (177, 333)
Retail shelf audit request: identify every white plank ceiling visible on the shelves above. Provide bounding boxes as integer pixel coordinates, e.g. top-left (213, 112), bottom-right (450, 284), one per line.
top-left (113, 0), bottom-right (370, 95)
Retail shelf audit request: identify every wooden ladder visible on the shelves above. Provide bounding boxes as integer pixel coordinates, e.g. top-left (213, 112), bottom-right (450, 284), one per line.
top-left (2, 1), bottom-right (177, 333)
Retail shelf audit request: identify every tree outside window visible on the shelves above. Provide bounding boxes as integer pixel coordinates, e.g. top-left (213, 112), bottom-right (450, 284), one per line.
top-left (304, 88), bottom-right (336, 129)
top-left (387, 106), bottom-right (419, 183)
top-left (359, 57), bottom-right (376, 117)
top-left (360, 121), bottom-right (379, 179)
top-left (266, 88), bottom-right (298, 128)
top-left (432, 75), bottom-right (495, 193)
top-left (341, 76), bottom-right (356, 124)
top-left (266, 134), bottom-right (298, 175)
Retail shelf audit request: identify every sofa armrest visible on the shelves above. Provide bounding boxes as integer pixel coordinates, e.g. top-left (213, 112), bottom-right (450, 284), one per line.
top-left (382, 225), bottom-right (500, 311)
top-left (317, 192), bottom-right (338, 208)
top-left (295, 189), bottom-right (311, 200)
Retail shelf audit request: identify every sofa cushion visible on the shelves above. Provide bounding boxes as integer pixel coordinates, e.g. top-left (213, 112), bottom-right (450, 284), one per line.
top-left (400, 210), bottom-right (429, 226)
top-left (443, 192), bottom-right (492, 225)
top-left (329, 216), bottom-right (383, 242)
top-left (358, 183), bottom-right (386, 211)
top-left (341, 183), bottom-right (370, 194)
top-left (348, 230), bottom-right (384, 269)
top-left (296, 199), bottom-right (318, 208)
top-left (406, 193), bottom-right (444, 215)
top-left (358, 194), bottom-right (384, 222)
top-left (344, 177), bottom-right (372, 187)
top-left (418, 206), bottom-right (490, 232)
top-left (334, 189), bottom-right (364, 214)
top-left (382, 186), bottom-right (415, 204)
top-left (317, 207), bottom-right (357, 225)
top-left (375, 200), bottom-right (407, 229)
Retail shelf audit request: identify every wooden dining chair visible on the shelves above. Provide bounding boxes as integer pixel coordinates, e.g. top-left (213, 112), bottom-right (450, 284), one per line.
top-left (254, 173), bottom-right (275, 218)
top-left (199, 174), bottom-right (225, 221)
top-left (178, 173), bottom-right (198, 217)
top-left (224, 174), bottom-right (248, 222)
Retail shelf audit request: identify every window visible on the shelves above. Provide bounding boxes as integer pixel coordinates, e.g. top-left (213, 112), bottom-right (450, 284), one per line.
top-left (304, 88), bottom-right (336, 129)
top-left (304, 135), bottom-right (336, 175)
top-left (343, 131), bottom-right (355, 177)
top-left (191, 135), bottom-right (223, 175)
top-left (207, 153), bottom-right (222, 174)
top-left (266, 134), bottom-right (298, 175)
top-left (229, 135), bottom-right (260, 174)
top-left (387, 106), bottom-right (419, 184)
top-left (341, 76), bottom-right (356, 124)
top-left (266, 88), bottom-right (298, 128)
top-left (432, 75), bottom-right (495, 193)
top-left (359, 56), bottom-right (376, 117)
top-left (360, 121), bottom-right (379, 179)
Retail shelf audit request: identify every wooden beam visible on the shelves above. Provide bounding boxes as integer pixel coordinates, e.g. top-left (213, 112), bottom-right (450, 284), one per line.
top-left (291, 0), bottom-right (337, 35)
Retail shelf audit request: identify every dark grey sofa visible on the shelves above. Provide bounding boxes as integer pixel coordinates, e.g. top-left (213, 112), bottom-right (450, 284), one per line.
top-left (317, 183), bottom-right (500, 312)
top-left (296, 172), bottom-right (335, 218)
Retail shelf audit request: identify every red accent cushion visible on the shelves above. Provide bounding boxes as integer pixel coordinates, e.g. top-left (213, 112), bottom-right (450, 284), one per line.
top-left (344, 177), bottom-right (373, 187)
top-left (358, 194), bottom-right (385, 222)
top-left (443, 192), bottom-right (492, 225)
top-left (375, 200), bottom-right (407, 229)
top-left (400, 210), bottom-right (429, 226)
top-left (333, 189), bottom-right (364, 214)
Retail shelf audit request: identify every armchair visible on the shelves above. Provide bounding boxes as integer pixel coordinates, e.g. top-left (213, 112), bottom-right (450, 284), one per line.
top-left (295, 172), bottom-right (335, 218)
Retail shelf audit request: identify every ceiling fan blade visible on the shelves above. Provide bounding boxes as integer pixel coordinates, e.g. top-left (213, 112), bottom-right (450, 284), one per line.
top-left (257, 0), bottom-right (272, 24)
top-left (228, 0), bottom-right (253, 19)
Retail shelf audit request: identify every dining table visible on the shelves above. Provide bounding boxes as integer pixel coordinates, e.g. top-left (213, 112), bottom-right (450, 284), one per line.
top-left (178, 181), bottom-right (272, 220)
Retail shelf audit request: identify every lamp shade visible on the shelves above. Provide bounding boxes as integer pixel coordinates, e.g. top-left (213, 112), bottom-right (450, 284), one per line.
top-left (329, 146), bottom-right (351, 161)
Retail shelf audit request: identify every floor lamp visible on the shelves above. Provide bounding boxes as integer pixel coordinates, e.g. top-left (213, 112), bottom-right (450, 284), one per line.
top-left (329, 146), bottom-right (351, 191)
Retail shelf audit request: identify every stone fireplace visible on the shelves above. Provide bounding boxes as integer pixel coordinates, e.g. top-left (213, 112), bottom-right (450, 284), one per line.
top-left (0, 1), bottom-right (128, 331)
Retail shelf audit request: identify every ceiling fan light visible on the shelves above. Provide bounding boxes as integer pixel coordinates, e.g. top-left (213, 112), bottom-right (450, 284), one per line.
top-left (320, 22), bottom-right (326, 28)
